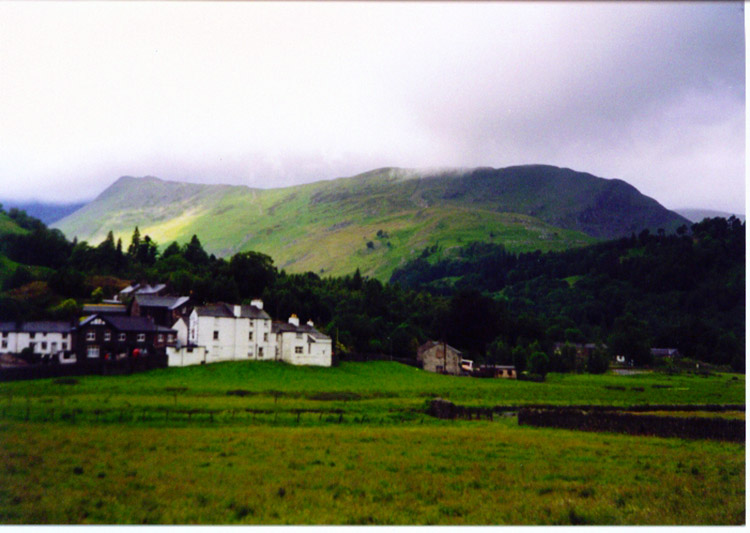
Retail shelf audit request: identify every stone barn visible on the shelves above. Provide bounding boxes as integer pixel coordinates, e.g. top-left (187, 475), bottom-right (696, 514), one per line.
top-left (417, 340), bottom-right (463, 375)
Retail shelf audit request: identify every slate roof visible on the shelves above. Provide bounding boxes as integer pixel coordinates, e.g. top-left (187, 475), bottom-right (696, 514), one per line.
top-left (195, 303), bottom-right (270, 320)
top-left (0, 321), bottom-right (73, 333)
top-left (272, 321), bottom-right (331, 341)
top-left (82, 303), bottom-right (127, 314)
top-left (78, 314), bottom-right (175, 333)
top-left (417, 340), bottom-right (461, 356)
top-left (120, 283), bottom-right (167, 296)
top-left (135, 294), bottom-right (190, 310)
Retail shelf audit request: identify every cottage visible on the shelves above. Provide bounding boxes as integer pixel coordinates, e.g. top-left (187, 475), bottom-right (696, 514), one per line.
top-left (187, 300), bottom-right (275, 364)
top-left (273, 315), bottom-right (333, 367)
top-left (0, 321), bottom-right (75, 363)
top-left (417, 341), bottom-right (462, 375)
top-left (75, 314), bottom-right (176, 362)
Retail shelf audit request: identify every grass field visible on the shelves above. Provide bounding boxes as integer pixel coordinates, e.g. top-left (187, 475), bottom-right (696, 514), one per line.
top-left (0, 362), bottom-right (745, 524)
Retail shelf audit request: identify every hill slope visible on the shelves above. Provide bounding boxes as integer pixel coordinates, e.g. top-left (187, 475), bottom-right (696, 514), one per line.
top-left (53, 165), bottom-right (688, 280)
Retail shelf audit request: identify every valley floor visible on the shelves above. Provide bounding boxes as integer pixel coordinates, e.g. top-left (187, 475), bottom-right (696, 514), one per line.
top-left (0, 362), bottom-right (745, 525)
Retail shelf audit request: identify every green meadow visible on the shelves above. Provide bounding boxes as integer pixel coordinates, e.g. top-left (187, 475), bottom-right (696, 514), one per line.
top-left (0, 362), bottom-right (745, 524)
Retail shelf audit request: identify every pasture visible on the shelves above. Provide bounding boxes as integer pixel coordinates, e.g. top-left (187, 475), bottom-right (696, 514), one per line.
top-left (0, 362), bottom-right (745, 524)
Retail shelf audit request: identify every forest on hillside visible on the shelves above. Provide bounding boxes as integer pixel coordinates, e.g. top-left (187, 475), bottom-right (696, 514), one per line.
top-left (0, 205), bottom-right (744, 373)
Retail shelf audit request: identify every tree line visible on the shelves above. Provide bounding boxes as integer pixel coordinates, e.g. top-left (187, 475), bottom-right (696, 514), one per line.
top-left (0, 206), bottom-right (744, 373)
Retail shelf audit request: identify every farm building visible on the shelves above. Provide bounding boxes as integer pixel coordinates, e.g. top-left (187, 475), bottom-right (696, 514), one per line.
top-left (417, 341), bottom-right (463, 375)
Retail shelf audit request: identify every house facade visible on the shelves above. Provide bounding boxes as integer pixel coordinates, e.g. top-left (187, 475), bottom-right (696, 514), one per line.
top-left (0, 321), bottom-right (75, 363)
top-left (187, 300), bottom-right (275, 364)
top-left (417, 341), bottom-right (463, 375)
top-left (75, 314), bottom-right (176, 362)
top-left (273, 315), bottom-right (333, 367)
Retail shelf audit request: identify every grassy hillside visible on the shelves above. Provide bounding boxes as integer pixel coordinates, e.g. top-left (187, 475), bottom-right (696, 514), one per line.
top-left (53, 166), bottom-right (688, 280)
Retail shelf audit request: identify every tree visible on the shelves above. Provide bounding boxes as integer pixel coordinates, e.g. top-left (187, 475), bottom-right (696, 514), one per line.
top-left (608, 313), bottom-right (652, 366)
top-left (528, 351), bottom-right (549, 377)
top-left (183, 235), bottom-right (209, 266)
top-left (586, 344), bottom-right (610, 374)
top-left (229, 251), bottom-right (277, 299)
top-left (127, 226), bottom-right (141, 257)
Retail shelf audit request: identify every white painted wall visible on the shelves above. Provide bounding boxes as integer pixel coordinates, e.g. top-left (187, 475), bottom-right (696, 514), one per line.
top-left (0, 331), bottom-right (72, 356)
top-left (167, 345), bottom-right (207, 367)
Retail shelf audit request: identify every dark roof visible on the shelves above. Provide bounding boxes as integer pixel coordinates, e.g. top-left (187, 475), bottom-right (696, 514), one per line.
top-left (0, 321), bottom-right (73, 333)
top-left (78, 314), bottom-right (175, 333)
top-left (195, 303), bottom-right (270, 320)
top-left (82, 303), bottom-right (127, 314)
top-left (417, 340), bottom-right (461, 356)
top-left (272, 320), bottom-right (330, 341)
top-left (135, 294), bottom-right (190, 310)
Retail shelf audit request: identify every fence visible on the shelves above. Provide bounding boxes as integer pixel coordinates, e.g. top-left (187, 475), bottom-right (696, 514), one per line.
top-left (0, 354), bottom-right (168, 382)
top-left (518, 406), bottom-right (745, 442)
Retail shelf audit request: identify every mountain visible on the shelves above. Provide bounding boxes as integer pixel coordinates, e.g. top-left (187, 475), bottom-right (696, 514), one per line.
top-left (53, 165), bottom-right (689, 280)
top-left (0, 200), bottom-right (86, 225)
top-left (675, 208), bottom-right (745, 223)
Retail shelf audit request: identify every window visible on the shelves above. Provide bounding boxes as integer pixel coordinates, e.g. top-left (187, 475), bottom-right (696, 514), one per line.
top-left (51, 342), bottom-right (57, 351)
top-left (1, 341), bottom-right (6, 349)
top-left (86, 331), bottom-right (95, 341)
top-left (104, 331), bottom-right (111, 341)
top-left (263, 333), bottom-right (268, 342)
top-left (168, 334), bottom-right (174, 343)
top-left (2, 332), bottom-right (7, 338)
top-left (62, 342), bottom-right (67, 350)
top-left (248, 331), bottom-right (253, 341)
top-left (248, 350), bottom-right (253, 358)
top-left (213, 331), bottom-right (219, 340)
top-left (295, 346), bottom-right (303, 354)
top-left (258, 347), bottom-right (264, 358)
top-left (296, 332), bottom-right (302, 339)
top-left (118, 333), bottom-right (126, 342)
top-left (137, 333), bottom-right (146, 342)
top-left (158, 334), bottom-right (164, 343)
top-left (29, 342), bottom-right (36, 352)
top-left (30, 332), bottom-right (36, 339)
top-left (41, 342), bottom-right (47, 351)
top-left (87, 346), bottom-right (100, 358)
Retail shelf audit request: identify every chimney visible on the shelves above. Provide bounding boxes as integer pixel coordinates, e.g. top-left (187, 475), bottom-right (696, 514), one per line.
top-left (233, 305), bottom-right (241, 318)
top-left (288, 314), bottom-right (299, 327)
top-left (251, 298), bottom-right (263, 310)
top-left (306, 320), bottom-right (314, 327)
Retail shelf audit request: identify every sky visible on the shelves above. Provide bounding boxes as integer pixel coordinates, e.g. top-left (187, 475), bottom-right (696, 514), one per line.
top-left (0, 2), bottom-right (745, 213)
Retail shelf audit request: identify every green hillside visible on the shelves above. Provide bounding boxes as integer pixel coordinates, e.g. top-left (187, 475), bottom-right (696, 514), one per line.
top-left (53, 166), bottom-right (688, 280)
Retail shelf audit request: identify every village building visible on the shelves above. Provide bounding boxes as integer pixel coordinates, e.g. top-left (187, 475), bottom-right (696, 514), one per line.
top-left (186, 300), bottom-right (275, 364)
top-left (273, 315), bottom-right (333, 367)
top-left (416, 340), bottom-right (463, 375)
top-left (116, 282), bottom-right (167, 302)
top-left (75, 314), bottom-right (176, 362)
top-left (0, 321), bottom-right (75, 363)
top-left (130, 294), bottom-right (191, 327)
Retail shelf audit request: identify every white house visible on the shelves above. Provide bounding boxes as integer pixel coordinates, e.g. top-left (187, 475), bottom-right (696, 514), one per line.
top-left (273, 315), bottom-right (333, 367)
top-left (0, 321), bottom-right (75, 363)
top-left (186, 299), bottom-right (275, 364)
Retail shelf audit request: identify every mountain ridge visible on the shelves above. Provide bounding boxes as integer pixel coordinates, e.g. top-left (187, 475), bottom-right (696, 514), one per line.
top-left (53, 165), bottom-right (689, 280)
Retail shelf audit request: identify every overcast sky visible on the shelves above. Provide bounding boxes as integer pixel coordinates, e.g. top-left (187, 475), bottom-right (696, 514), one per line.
top-left (0, 2), bottom-right (745, 213)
